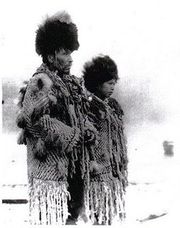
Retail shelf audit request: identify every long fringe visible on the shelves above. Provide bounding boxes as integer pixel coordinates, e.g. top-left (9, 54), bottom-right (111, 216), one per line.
top-left (29, 178), bottom-right (70, 225)
top-left (84, 179), bottom-right (125, 225)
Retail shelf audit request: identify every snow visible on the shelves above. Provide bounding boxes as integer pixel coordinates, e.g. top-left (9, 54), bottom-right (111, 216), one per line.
top-left (0, 124), bottom-right (180, 227)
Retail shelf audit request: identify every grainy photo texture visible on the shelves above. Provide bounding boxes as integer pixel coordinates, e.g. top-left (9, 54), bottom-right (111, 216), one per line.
top-left (1, 0), bottom-right (180, 227)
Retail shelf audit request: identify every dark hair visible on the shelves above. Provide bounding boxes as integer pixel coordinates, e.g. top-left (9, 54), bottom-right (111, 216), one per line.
top-left (82, 55), bottom-right (119, 93)
top-left (35, 12), bottom-right (79, 61)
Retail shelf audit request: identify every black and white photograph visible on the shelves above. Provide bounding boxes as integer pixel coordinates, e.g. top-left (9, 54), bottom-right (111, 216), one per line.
top-left (1, 0), bottom-right (180, 227)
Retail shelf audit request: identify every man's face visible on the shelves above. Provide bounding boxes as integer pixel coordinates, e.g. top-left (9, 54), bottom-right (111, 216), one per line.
top-left (96, 79), bottom-right (117, 99)
top-left (53, 48), bottom-right (72, 74)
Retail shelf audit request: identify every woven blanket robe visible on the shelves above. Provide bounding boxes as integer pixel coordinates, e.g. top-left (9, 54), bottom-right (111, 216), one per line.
top-left (84, 95), bottom-right (128, 225)
top-left (16, 64), bottom-right (89, 225)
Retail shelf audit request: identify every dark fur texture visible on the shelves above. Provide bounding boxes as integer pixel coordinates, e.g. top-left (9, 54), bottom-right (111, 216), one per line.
top-left (108, 97), bottom-right (124, 116)
top-left (82, 55), bottom-right (119, 93)
top-left (35, 13), bottom-right (79, 57)
top-left (17, 81), bottom-right (28, 108)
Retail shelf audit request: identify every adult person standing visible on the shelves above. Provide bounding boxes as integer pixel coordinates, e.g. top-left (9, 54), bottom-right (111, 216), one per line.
top-left (16, 11), bottom-right (96, 225)
top-left (82, 55), bottom-right (128, 225)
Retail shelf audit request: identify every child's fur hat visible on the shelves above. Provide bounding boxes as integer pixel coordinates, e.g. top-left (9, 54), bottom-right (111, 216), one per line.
top-left (82, 55), bottom-right (119, 93)
top-left (35, 11), bottom-right (79, 57)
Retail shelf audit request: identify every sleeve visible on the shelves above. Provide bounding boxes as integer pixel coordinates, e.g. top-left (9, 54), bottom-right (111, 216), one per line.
top-left (16, 73), bottom-right (53, 136)
top-left (16, 73), bottom-right (80, 155)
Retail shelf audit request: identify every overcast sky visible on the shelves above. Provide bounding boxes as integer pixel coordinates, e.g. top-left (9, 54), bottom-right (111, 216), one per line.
top-left (1, 0), bottom-right (180, 137)
top-left (1, 3), bottom-right (180, 225)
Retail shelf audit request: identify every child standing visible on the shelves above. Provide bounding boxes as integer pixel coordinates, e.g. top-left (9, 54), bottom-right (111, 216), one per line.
top-left (82, 55), bottom-right (128, 225)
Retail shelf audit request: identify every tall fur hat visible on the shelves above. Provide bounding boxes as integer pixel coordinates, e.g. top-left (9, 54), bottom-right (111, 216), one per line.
top-left (82, 55), bottom-right (119, 93)
top-left (35, 11), bottom-right (79, 57)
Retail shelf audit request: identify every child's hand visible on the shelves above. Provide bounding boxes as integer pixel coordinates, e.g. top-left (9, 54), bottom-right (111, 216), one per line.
top-left (90, 161), bottom-right (104, 174)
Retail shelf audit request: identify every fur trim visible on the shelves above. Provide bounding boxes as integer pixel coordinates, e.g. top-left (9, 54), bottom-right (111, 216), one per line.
top-left (108, 97), bottom-right (124, 116)
top-left (34, 138), bottom-right (47, 160)
top-left (16, 111), bottom-right (26, 128)
top-left (17, 81), bottom-right (28, 108)
top-left (50, 11), bottom-right (72, 24)
top-left (36, 11), bottom-right (79, 56)
top-left (83, 55), bottom-right (119, 93)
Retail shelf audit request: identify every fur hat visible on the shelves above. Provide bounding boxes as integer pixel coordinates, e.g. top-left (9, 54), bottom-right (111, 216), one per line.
top-left (35, 11), bottom-right (79, 57)
top-left (82, 55), bottom-right (119, 93)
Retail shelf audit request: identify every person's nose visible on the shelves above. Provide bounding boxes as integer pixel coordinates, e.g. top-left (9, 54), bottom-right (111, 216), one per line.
top-left (68, 55), bottom-right (72, 61)
top-left (110, 85), bottom-right (115, 91)
top-left (67, 55), bottom-right (72, 64)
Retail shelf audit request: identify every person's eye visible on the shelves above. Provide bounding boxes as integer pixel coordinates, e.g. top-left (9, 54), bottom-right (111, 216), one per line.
top-left (61, 49), bottom-right (67, 55)
top-left (64, 49), bottom-right (71, 55)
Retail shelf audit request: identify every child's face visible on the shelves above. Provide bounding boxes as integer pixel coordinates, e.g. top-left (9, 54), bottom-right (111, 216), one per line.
top-left (96, 79), bottom-right (117, 99)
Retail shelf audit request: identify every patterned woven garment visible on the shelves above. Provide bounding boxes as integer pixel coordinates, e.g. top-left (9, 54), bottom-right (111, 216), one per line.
top-left (84, 95), bottom-right (128, 225)
top-left (16, 63), bottom-right (91, 225)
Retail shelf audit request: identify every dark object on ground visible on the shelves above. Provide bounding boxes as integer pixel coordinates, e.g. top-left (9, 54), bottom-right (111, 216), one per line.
top-left (163, 140), bottom-right (174, 157)
top-left (2, 199), bottom-right (28, 204)
top-left (138, 212), bottom-right (167, 222)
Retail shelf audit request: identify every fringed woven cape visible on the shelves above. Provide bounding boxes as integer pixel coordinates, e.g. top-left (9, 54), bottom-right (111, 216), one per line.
top-left (16, 64), bottom-right (92, 225)
top-left (84, 95), bottom-right (128, 225)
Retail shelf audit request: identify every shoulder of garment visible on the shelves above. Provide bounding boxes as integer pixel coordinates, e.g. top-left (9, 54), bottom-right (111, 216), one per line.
top-left (108, 97), bottom-right (124, 116)
top-left (29, 72), bottom-right (53, 92)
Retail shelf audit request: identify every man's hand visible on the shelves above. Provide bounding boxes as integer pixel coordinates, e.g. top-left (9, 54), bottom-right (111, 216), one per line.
top-left (84, 119), bottom-right (98, 143)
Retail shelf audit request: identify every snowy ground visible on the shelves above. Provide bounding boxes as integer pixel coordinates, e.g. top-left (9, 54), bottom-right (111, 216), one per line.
top-left (0, 123), bottom-right (180, 227)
